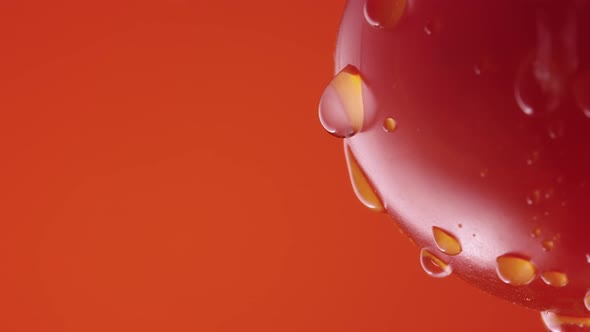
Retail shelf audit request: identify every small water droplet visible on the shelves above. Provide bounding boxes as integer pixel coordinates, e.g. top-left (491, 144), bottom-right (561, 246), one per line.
top-left (424, 19), bottom-right (438, 36)
top-left (585, 291), bottom-right (590, 311)
top-left (480, 168), bottom-right (489, 178)
top-left (344, 142), bottom-right (384, 212)
top-left (473, 56), bottom-right (493, 76)
top-left (541, 271), bottom-right (568, 287)
top-left (383, 117), bottom-right (397, 132)
top-left (527, 150), bottom-right (541, 165)
top-left (541, 311), bottom-right (590, 331)
top-left (548, 122), bottom-right (566, 139)
top-left (364, 0), bottom-right (407, 29)
top-left (586, 254), bottom-right (590, 263)
top-left (527, 190), bottom-right (542, 205)
top-left (432, 226), bottom-right (462, 256)
top-left (543, 240), bottom-right (555, 252)
top-left (420, 248), bottom-right (452, 278)
top-left (573, 72), bottom-right (590, 118)
top-left (319, 65), bottom-right (364, 138)
top-left (496, 254), bottom-right (537, 286)
top-left (531, 228), bottom-right (542, 238)
top-left (515, 55), bottom-right (565, 116)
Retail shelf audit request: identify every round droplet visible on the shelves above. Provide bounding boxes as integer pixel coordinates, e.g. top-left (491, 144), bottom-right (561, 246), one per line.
top-left (541, 311), bottom-right (590, 332)
top-left (573, 72), bottom-right (590, 118)
top-left (383, 117), bottom-right (397, 132)
top-left (480, 169), bottom-right (489, 178)
top-left (364, 0), bottom-right (407, 29)
top-left (420, 248), bottom-right (452, 278)
top-left (543, 240), bottom-right (555, 252)
top-left (531, 227), bottom-right (542, 238)
top-left (319, 65), bottom-right (364, 138)
top-left (527, 190), bottom-right (542, 205)
top-left (585, 290), bottom-right (590, 311)
top-left (496, 254), bottom-right (536, 286)
top-left (541, 271), bottom-right (568, 287)
top-left (344, 142), bottom-right (384, 212)
top-left (424, 20), bottom-right (436, 35)
top-left (515, 55), bottom-right (565, 116)
top-left (432, 226), bottom-right (462, 256)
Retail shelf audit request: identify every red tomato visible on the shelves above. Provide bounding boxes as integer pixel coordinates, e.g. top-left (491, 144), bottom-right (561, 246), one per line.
top-left (320, 0), bottom-right (590, 329)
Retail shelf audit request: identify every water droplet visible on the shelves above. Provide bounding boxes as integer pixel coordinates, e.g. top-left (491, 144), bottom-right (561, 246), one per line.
top-left (531, 228), bottom-right (542, 238)
top-left (527, 150), bottom-right (541, 165)
top-left (420, 248), bottom-right (452, 278)
top-left (586, 254), bottom-right (590, 264)
top-left (541, 271), bottom-right (568, 287)
top-left (424, 19), bottom-right (438, 36)
top-left (432, 226), bottom-right (462, 256)
top-left (496, 254), bottom-right (536, 286)
top-left (515, 55), bottom-right (566, 116)
top-left (319, 65), bottom-right (364, 138)
top-left (458, 224), bottom-right (463, 228)
top-left (473, 56), bottom-right (493, 76)
top-left (585, 291), bottom-right (590, 311)
top-left (543, 240), bottom-right (555, 252)
top-left (527, 190), bottom-right (542, 205)
top-left (383, 117), bottom-right (397, 132)
top-left (573, 72), bottom-right (590, 118)
top-left (344, 142), bottom-right (384, 212)
top-left (541, 311), bottom-right (590, 331)
top-left (479, 169), bottom-right (489, 178)
top-left (364, 0), bottom-right (407, 29)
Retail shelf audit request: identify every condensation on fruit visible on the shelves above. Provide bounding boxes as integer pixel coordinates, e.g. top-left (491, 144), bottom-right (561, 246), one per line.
top-left (420, 248), bottom-right (452, 278)
top-left (319, 65), bottom-right (364, 138)
top-left (364, 0), bottom-right (407, 29)
top-left (496, 254), bottom-right (537, 286)
top-left (344, 141), bottom-right (384, 212)
top-left (541, 311), bottom-right (590, 331)
top-left (541, 271), bottom-right (569, 288)
top-left (432, 226), bottom-right (462, 256)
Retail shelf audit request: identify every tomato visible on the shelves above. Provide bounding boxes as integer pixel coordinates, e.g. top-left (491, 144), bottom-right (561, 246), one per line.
top-left (320, 0), bottom-right (590, 329)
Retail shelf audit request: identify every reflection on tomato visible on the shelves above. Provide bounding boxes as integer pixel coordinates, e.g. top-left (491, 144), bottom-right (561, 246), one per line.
top-left (320, 0), bottom-right (590, 330)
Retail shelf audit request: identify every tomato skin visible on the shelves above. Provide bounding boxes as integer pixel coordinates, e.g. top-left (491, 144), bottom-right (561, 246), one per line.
top-left (335, 0), bottom-right (590, 316)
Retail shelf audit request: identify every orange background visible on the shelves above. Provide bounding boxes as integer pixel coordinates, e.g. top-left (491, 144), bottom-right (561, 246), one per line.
top-left (0, 1), bottom-right (545, 331)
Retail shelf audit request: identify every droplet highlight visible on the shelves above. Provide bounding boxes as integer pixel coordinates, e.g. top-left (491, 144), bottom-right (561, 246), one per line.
top-left (585, 290), bottom-right (590, 311)
top-left (543, 239), bottom-right (555, 252)
top-left (496, 254), bottom-right (536, 286)
top-left (541, 271), bottom-right (568, 287)
top-left (432, 227), bottom-right (462, 256)
top-left (515, 55), bottom-right (566, 116)
top-left (344, 142), bottom-right (384, 212)
top-left (319, 65), bottom-right (364, 138)
top-left (364, 0), bottom-right (407, 29)
top-left (531, 227), bottom-right (542, 238)
top-left (383, 117), bottom-right (397, 132)
top-left (573, 72), bottom-right (590, 118)
top-left (420, 248), bottom-right (452, 278)
top-left (541, 311), bottom-right (590, 332)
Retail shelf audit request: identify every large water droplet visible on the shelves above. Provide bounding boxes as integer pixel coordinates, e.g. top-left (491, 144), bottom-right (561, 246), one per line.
top-left (515, 55), bottom-right (565, 116)
top-left (496, 254), bottom-right (537, 286)
top-left (364, 0), bottom-right (407, 29)
top-left (585, 291), bottom-right (590, 311)
top-left (541, 271), bottom-right (568, 287)
top-left (541, 311), bottom-right (590, 331)
top-left (319, 65), bottom-right (364, 138)
top-left (344, 142), bottom-right (384, 212)
top-left (420, 248), bottom-right (452, 278)
top-left (432, 226), bottom-right (462, 256)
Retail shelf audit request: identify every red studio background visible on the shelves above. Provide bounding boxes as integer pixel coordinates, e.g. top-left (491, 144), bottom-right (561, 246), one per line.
top-left (0, 1), bottom-right (544, 331)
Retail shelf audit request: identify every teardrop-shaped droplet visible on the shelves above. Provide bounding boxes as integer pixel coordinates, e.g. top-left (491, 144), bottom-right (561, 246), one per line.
top-left (344, 142), bottom-right (384, 212)
top-left (585, 290), bottom-right (590, 311)
top-left (383, 117), bottom-right (397, 132)
top-left (496, 254), bottom-right (537, 286)
top-left (319, 65), bottom-right (364, 138)
top-left (432, 226), bottom-right (462, 256)
top-left (541, 311), bottom-right (590, 332)
top-left (364, 0), bottom-right (407, 29)
top-left (420, 248), bottom-right (452, 278)
top-left (541, 271), bottom-right (568, 287)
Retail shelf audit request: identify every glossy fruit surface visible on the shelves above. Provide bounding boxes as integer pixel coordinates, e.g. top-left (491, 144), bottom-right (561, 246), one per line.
top-left (323, 0), bottom-right (590, 322)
